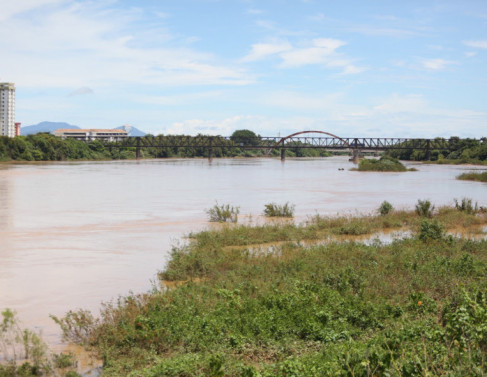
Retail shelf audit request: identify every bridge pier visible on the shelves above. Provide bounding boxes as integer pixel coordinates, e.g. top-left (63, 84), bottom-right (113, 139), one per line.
top-left (350, 149), bottom-right (362, 164)
top-left (136, 137), bottom-right (141, 160)
top-left (208, 138), bottom-right (213, 162)
top-left (281, 148), bottom-right (286, 161)
top-left (425, 139), bottom-right (431, 161)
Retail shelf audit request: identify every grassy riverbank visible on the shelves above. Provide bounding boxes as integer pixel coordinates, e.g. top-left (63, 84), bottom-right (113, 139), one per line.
top-left (51, 203), bottom-right (487, 377)
top-left (457, 171), bottom-right (487, 182)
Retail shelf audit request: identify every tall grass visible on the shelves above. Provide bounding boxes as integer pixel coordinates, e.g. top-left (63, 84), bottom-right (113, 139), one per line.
top-left (457, 171), bottom-right (487, 182)
top-left (263, 202), bottom-right (295, 217)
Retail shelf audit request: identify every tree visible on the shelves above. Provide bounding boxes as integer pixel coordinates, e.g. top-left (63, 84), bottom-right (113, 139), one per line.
top-left (230, 129), bottom-right (259, 146)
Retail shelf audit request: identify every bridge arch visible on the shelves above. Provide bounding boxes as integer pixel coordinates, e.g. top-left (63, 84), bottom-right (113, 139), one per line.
top-left (265, 130), bottom-right (350, 156)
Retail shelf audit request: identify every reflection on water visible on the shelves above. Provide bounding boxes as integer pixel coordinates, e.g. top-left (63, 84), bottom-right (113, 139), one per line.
top-left (0, 157), bottom-right (486, 345)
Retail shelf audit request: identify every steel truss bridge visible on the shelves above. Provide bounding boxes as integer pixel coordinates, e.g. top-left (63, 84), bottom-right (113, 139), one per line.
top-left (106, 131), bottom-right (463, 160)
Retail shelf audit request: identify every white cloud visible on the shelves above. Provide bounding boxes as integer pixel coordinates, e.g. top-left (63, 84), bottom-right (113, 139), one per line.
top-left (0, 0), bottom-right (65, 21)
top-left (247, 8), bottom-right (263, 15)
top-left (135, 91), bottom-right (223, 106)
top-left (465, 51), bottom-right (477, 58)
top-left (280, 38), bottom-right (346, 67)
top-left (0, 1), bottom-right (253, 89)
top-left (347, 26), bottom-right (420, 38)
top-left (68, 87), bottom-right (94, 97)
top-left (463, 40), bottom-right (487, 49)
top-left (242, 38), bottom-right (365, 74)
top-left (242, 41), bottom-right (292, 62)
top-left (420, 58), bottom-right (454, 70)
top-left (373, 94), bottom-right (427, 113)
top-left (164, 116), bottom-right (258, 136)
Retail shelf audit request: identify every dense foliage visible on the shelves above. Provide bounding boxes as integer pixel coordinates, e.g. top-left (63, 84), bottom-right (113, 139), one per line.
top-left (0, 132), bottom-right (333, 162)
top-left (0, 134), bottom-right (133, 161)
top-left (387, 137), bottom-right (487, 163)
top-left (53, 204), bottom-right (487, 376)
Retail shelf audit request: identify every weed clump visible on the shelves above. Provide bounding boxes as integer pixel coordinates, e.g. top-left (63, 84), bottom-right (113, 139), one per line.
top-left (454, 197), bottom-right (478, 214)
top-left (415, 199), bottom-right (435, 217)
top-left (206, 203), bottom-right (240, 223)
top-left (263, 202), bottom-right (295, 217)
top-left (378, 201), bottom-right (393, 216)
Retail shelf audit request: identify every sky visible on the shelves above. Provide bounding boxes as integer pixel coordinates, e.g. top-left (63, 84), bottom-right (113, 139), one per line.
top-left (1, 0), bottom-right (487, 138)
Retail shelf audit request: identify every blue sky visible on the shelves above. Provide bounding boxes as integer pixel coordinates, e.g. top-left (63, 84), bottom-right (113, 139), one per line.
top-left (1, 0), bottom-right (487, 137)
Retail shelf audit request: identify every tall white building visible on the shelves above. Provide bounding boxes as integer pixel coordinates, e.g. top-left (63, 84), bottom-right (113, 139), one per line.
top-left (0, 83), bottom-right (16, 137)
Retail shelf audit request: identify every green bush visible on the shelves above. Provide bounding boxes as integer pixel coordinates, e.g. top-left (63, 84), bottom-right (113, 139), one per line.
top-left (418, 219), bottom-right (445, 242)
top-left (415, 199), bottom-right (435, 217)
top-left (263, 202), bottom-right (295, 217)
top-left (206, 203), bottom-right (240, 223)
top-left (378, 201), bottom-right (393, 216)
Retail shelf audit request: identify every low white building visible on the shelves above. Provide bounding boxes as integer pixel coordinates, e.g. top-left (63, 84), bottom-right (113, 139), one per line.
top-left (53, 129), bottom-right (128, 142)
top-left (0, 83), bottom-right (16, 137)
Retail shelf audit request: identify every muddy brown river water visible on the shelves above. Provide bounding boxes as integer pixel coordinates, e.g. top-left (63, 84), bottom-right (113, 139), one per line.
top-left (0, 157), bottom-right (486, 347)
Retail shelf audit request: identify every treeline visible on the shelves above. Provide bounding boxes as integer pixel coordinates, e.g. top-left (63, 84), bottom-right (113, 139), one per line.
top-left (0, 131), bottom-right (332, 162)
top-left (387, 137), bottom-right (487, 163)
top-left (0, 133), bottom-right (131, 161)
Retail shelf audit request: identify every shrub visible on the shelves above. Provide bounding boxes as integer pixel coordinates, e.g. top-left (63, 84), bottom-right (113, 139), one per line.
top-left (53, 352), bottom-right (77, 368)
top-left (263, 202), bottom-right (295, 217)
top-left (378, 201), bottom-right (393, 216)
top-left (454, 197), bottom-right (478, 214)
top-left (206, 203), bottom-right (240, 223)
top-left (415, 199), bottom-right (435, 218)
top-left (418, 219), bottom-right (445, 242)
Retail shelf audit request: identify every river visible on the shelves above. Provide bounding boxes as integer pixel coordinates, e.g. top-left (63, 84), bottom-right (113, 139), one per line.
top-left (0, 157), bottom-right (486, 346)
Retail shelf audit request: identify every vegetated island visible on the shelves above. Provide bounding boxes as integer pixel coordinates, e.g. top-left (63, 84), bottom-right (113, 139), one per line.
top-left (352, 156), bottom-right (416, 172)
top-left (457, 171), bottom-right (487, 182)
top-left (38, 201), bottom-right (487, 377)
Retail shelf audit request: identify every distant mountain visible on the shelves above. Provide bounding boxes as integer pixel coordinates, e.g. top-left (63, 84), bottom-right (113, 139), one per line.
top-left (20, 121), bottom-right (147, 137)
top-left (115, 125), bottom-right (146, 137)
top-left (21, 121), bottom-right (80, 135)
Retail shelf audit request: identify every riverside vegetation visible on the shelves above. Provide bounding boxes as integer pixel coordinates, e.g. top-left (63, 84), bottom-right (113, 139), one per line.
top-left (0, 131), bottom-right (332, 162)
top-left (386, 137), bottom-right (487, 164)
top-left (2, 132), bottom-right (486, 164)
top-left (0, 309), bottom-right (80, 377)
top-left (44, 200), bottom-right (487, 377)
top-left (457, 171), bottom-right (487, 183)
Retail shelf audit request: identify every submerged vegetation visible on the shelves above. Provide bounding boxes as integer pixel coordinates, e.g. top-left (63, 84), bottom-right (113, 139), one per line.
top-left (263, 202), bottom-right (295, 218)
top-left (355, 156), bottom-right (415, 172)
top-left (0, 309), bottom-right (82, 377)
top-left (457, 171), bottom-right (487, 182)
top-left (206, 203), bottom-right (240, 223)
top-left (378, 200), bottom-right (393, 216)
top-left (51, 201), bottom-right (487, 376)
